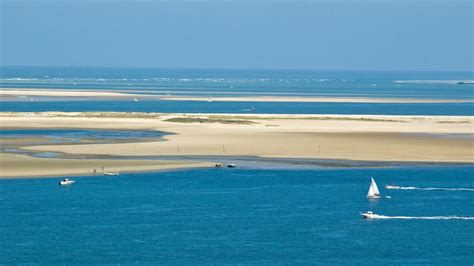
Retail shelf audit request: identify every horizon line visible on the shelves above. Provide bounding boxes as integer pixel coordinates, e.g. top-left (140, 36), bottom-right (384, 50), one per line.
top-left (2, 64), bottom-right (473, 73)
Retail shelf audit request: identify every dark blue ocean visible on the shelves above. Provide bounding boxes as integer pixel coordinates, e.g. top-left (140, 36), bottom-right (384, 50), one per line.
top-left (0, 166), bottom-right (473, 264)
top-left (1, 66), bottom-right (473, 115)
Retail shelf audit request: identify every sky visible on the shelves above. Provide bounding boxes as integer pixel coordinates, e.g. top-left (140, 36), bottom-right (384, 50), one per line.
top-left (1, 0), bottom-right (473, 71)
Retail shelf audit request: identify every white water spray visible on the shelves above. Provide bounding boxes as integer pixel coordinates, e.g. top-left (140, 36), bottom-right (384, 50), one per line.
top-left (369, 215), bottom-right (474, 220)
top-left (389, 186), bottom-right (474, 192)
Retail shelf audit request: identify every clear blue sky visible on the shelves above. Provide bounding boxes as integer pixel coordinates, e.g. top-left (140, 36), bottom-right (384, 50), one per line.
top-left (1, 0), bottom-right (472, 71)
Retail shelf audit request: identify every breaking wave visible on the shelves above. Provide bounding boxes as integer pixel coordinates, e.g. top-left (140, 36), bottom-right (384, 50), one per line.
top-left (0, 77), bottom-right (353, 84)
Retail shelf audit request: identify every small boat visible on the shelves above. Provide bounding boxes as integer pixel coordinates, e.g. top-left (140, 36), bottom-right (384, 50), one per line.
top-left (133, 98), bottom-right (139, 102)
top-left (104, 171), bottom-right (119, 176)
top-left (215, 163), bottom-right (223, 168)
top-left (227, 163), bottom-right (236, 168)
top-left (207, 98), bottom-right (213, 102)
top-left (367, 177), bottom-right (381, 199)
top-left (385, 184), bottom-right (400, 189)
top-left (59, 178), bottom-right (75, 186)
top-left (361, 211), bottom-right (380, 219)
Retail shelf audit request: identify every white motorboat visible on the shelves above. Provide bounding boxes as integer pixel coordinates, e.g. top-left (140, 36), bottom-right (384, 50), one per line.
top-left (367, 177), bottom-right (381, 199)
top-left (133, 98), bottom-right (139, 102)
top-left (361, 211), bottom-right (380, 219)
top-left (384, 184), bottom-right (400, 189)
top-left (59, 178), bottom-right (75, 186)
top-left (104, 171), bottom-right (120, 176)
top-left (227, 163), bottom-right (236, 168)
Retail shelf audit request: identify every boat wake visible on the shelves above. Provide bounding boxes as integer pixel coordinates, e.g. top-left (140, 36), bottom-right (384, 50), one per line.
top-left (370, 215), bottom-right (474, 220)
top-left (392, 186), bottom-right (474, 192)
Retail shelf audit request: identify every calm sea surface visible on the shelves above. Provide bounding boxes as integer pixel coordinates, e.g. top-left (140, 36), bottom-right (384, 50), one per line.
top-left (0, 166), bottom-right (473, 264)
top-left (1, 66), bottom-right (473, 115)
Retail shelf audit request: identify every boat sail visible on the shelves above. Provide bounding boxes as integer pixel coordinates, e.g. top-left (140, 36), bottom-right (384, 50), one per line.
top-left (367, 177), bottom-right (381, 199)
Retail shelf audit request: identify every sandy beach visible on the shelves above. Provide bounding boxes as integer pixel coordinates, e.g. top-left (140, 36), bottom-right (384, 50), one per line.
top-left (0, 153), bottom-right (212, 179)
top-left (1, 112), bottom-right (472, 178)
top-left (2, 88), bottom-right (472, 103)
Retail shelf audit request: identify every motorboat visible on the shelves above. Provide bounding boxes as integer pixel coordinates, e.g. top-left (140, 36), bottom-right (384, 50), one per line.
top-left (215, 163), bottom-right (223, 168)
top-left (104, 171), bottom-right (120, 176)
top-left (59, 178), bottom-right (75, 186)
top-left (361, 211), bottom-right (380, 219)
top-left (384, 184), bottom-right (400, 189)
top-left (227, 163), bottom-right (236, 168)
top-left (367, 177), bottom-right (381, 199)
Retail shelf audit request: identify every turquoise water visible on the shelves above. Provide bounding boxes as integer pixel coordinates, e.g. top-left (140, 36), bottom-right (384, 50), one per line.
top-left (1, 67), bottom-right (473, 100)
top-left (0, 166), bottom-right (473, 264)
top-left (1, 100), bottom-right (473, 115)
top-left (1, 66), bottom-right (473, 115)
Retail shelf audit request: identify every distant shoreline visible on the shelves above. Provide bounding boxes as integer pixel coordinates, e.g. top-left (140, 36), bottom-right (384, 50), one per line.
top-left (1, 88), bottom-right (473, 104)
top-left (160, 95), bottom-right (473, 104)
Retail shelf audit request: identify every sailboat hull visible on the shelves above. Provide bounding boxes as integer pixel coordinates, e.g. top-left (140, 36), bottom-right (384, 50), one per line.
top-left (367, 195), bottom-right (381, 199)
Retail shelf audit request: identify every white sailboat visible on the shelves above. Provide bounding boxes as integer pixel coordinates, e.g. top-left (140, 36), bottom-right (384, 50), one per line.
top-left (367, 177), bottom-right (381, 199)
